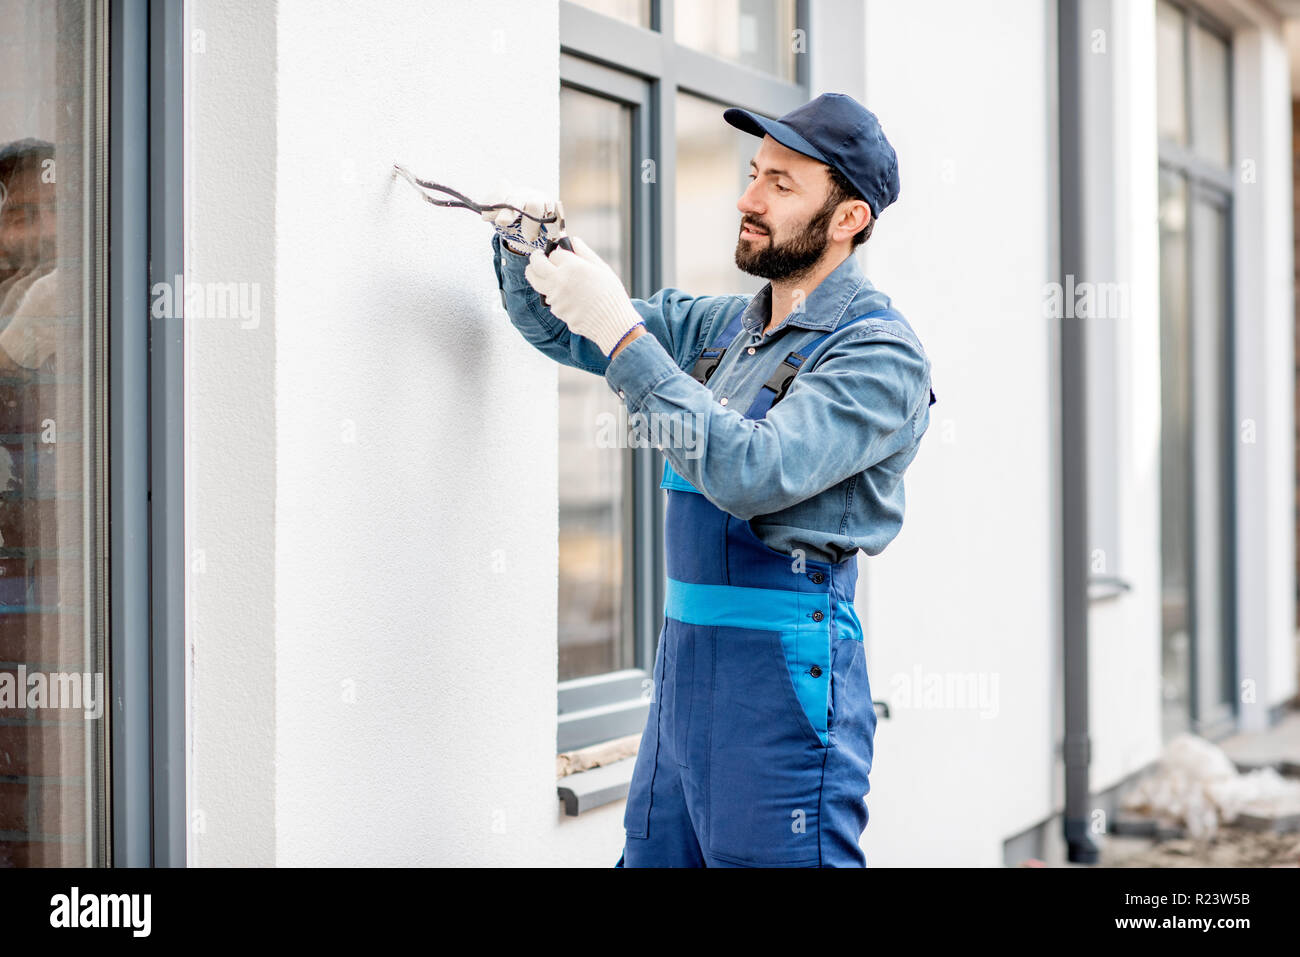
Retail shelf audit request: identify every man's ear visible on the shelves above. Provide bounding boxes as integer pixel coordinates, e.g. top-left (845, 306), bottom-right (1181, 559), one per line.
top-left (837, 199), bottom-right (870, 239)
top-left (857, 202), bottom-right (872, 234)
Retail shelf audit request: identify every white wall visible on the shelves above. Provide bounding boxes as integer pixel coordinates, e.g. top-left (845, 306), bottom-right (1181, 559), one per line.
top-left (190, 0), bottom-right (630, 866)
top-left (860, 0), bottom-right (1296, 866)
top-left (1231, 18), bottom-right (1297, 725)
top-left (187, 0), bottom-right (278, 866)
top-left (187, 0), bottom-right (1297, 867)
top-left (860, 0), bottom-right (1057, 866)
top-left (1082, 0), bottom-right (1165, 797)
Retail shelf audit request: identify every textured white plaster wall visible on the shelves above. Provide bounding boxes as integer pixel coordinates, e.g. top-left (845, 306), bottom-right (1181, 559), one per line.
top-left (860, 0), bottom-right (1057, 866)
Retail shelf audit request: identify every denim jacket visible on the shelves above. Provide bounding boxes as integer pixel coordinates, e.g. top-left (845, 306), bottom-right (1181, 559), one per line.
top-left (490, 233), bottom-right (934, 564)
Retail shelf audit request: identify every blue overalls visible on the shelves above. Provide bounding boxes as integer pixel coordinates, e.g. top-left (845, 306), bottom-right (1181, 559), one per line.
top-left (615, 307), bottom-right (923, 868)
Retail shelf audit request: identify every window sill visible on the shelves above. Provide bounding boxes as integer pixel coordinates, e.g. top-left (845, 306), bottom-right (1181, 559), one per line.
top-left (1088, 575), bottom-right (1133, 603)
top-left (557, 756), bottom-right (637, 816)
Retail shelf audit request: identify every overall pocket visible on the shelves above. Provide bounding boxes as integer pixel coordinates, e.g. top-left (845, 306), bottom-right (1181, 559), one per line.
top-left (707, 624), bottom-right (827, 866)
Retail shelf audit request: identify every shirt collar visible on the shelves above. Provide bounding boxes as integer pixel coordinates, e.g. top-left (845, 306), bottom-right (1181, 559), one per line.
top-left (739, 251), bottom-right (872, 337)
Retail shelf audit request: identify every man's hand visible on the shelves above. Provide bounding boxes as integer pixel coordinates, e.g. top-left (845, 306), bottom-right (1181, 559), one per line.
top-left (481, 184), bottom-right (563, 255)
top-left (523, 235), bottom-right (645, 359)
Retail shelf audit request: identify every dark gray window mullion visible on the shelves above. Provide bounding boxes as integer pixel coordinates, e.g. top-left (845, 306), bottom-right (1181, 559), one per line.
top-left (148, 0), bottom-right (186, 867)
top-left (1220, 190), bottom-right (1237, 728)
top-left (108, 0), bottom-right (150, 869)
top-left (560, 1), bottom-right (665, 78)
top-left (794, 0), bottom-right (809, 89)
top-left (674, 49), bottom-right (805, 116)
top-left (657, 1), bottom-right (677, 288)
top-left (648, 2), bottom-right (675, 670)
top-left (632, 83), bottom-right (661, 675)
top-left (1182, 2), bottom-right (1196, 161)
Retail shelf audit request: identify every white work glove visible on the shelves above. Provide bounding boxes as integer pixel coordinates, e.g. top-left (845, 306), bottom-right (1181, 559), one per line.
top-left (480, 184), bottom-right (564, 255)
top-left (0, 268), bottom-right (59, 370)
top-left (524, 235), bottom-right (644, 358)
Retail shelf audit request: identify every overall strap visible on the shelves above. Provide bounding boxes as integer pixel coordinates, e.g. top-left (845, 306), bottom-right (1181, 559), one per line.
top-left (685, 306), bottom-right (938, 418)
top-left (686, 309), bottom-right (747, 385)
top-left (663, 307), bottom-right (936, 493)
top-left (745, 308), bottom-right (895, 419)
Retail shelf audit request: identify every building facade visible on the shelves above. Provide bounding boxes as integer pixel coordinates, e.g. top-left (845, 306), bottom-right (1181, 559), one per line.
top-left (0, 0), bottom-right (1294, 867)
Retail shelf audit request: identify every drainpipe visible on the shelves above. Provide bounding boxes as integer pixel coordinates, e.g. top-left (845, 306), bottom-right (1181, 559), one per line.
top-left (1058, 0), bottom-right (1099, 865)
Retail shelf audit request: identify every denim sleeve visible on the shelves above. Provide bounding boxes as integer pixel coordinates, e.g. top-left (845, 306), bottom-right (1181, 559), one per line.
top-left (489, 232), bottom-right (727, 374)
top-left (604, 323), bottom-right (933, 521)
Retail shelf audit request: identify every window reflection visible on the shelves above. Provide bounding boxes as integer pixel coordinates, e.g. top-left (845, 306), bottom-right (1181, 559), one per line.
top-left (0, 1), bottom-right (106, 867)
top-left (1155, 0), bottom-right (1187, 146)
top-left (675, 0), bottom-right (799, 81)
top-left (1192, 26), bottom-right (1230, 168)
top-left (557, 86), bottom-right (633, 681)
top-left (676, 92), bottom-right (764, 296)
top-left (567, 0), bottom-right (651, 30)
top-left (1157, 170), bottom-right (1191, 739)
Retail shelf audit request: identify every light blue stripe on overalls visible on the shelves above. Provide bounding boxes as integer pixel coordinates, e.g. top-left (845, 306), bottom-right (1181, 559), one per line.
top-left (665, 578), bottom-right (829, 628)
top-left (661, 459), bottom-right (701, 493)
top-left (834, 596), bottom-right (864, 645)
top-left (666, 577), bottom-right (832, 745)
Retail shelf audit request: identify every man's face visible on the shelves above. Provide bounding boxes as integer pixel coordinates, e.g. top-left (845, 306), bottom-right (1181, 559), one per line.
top-left (0, 165), bottom-right (56, 272)
top-left (734, 135), bottom-right (841, 282)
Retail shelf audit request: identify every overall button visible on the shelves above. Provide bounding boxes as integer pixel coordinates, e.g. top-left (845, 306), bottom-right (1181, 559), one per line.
top-left (747, 346), bottom-right (756, 355)
top-left (809, 666), bottom-right (823, 678)
top-left (719, 397), bottom-right (729, 406)
top-left (618, 389), bottom-right (626, 399)
top-left (811, 610), bottom-right (824, 622)
top-left (810, 572), bottom-right (824, 584)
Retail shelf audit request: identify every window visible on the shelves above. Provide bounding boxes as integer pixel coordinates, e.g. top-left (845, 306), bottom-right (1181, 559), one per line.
top-left (0, 0), bottom-right (186, 866)
top-left (1155, 0), bottom-right (1236, 741)
top-left (0, 0), bottom-right (108, 867)
top-left (558, 85), bottom-right (635, 682)
top-left (569, 0), bottom-right (652, 30)
top-left (674, 0), bottom-right (799, 82)
top-left (555, 1), bottom-right (808, 757)
top-left (674, 91), bottom-right (763, 295)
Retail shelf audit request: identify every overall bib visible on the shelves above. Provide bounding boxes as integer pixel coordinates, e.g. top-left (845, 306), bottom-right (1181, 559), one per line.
top-left (615, 309), bottom-right (904, 868)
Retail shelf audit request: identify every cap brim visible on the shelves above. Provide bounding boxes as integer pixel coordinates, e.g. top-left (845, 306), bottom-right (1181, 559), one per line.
top-left (722, 107), bottom-right (832, 166)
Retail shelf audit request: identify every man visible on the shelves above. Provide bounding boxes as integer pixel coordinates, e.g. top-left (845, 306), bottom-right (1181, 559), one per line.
top-left (488, 93), bottom-right (935, 867)
top-left (0, 139), bottom-right (59, 372)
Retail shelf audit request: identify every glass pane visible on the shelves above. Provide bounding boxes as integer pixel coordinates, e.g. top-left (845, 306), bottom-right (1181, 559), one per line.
top-left (1156, 0), bottom-right (1187, 146)
top-left (1157, 169), bottom-right (1191, 740)
top-left (1190, 198), bottom-right (1231, 725)
top-left (0, 1), bottom-right (107, 865)
top-left (1192, 26), bottom-right (1230, 168)
top-left (568, 0), bottom-right (652, 29)
top-left (676, 92), bottom-right (765, 296)
top-left (557, 86), bottom-right (633, 681)
top-left (675, 0), bottom-right (798, 81)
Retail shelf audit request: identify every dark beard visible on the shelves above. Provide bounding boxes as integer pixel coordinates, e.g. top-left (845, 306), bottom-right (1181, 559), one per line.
top-left (733, 197), bottom-right (835, 283)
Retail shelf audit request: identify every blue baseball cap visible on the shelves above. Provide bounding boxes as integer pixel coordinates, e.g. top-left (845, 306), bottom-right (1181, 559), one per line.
top-left (723, 93), bottom-right (900, 220)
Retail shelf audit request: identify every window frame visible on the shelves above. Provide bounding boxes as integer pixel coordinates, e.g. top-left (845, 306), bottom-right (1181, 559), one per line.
top-left (108, 0), bottom-right (186, 866)
top-left (1153, 0), bottom-right (1237, 740)
top-left (555, 58), bottom-right (657, 750)
top-left (555, 0), bottom-right (809, 753)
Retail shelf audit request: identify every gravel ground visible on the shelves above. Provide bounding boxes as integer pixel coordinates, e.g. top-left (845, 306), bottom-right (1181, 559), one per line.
top-left (1100, 826), bottom-right (1300, 868)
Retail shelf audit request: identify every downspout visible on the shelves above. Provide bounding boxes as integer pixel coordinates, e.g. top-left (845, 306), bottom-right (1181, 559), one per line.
top-left (1057, 0), bottom-right (1100, 865)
